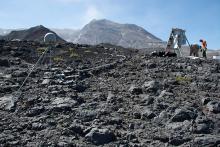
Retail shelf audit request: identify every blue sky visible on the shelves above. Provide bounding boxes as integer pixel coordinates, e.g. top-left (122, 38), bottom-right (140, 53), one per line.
top-left (0, 0), bottom-right (220, 49)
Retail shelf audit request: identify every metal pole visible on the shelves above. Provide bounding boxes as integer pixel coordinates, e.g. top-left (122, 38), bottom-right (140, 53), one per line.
top-left (14, 47), bottom-right (49, 100)
top-left (186, 36), bottom-right (191, 48)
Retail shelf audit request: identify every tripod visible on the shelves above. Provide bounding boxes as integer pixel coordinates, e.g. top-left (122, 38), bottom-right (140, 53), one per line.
top-left (165, 28), bottom-right (191, 57)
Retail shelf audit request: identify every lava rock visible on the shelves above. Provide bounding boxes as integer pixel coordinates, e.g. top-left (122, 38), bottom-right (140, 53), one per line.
top-left (201, 97), bottom-right (211, 105)
top-left (156, 90), bottom-right (175, 104)
top-left (142, 80), bottom-right (160, 93)
top-left (12, 70), bottom-right (28, 77)
top-left (169, 136), bottom-right (191, 146)
top-left (41, 79), bottom-right (50, 85)
top-left (129, 85), bottom-right (143, 95)
top-left (171, 107), bottom-right (197, 122)
top-left (50, 97), bottom-right (77, 112)
top-left (31, 122), bottom-right (46, 131)
top-left (72, 83), bottom-right (88, 92)
top-left (193, 135), bottom-right (220, 147)
top-left (0, 95), bottom-right (15, 111)
top-left (148, 63), bottom-right (157, 69)
top-left (166, 120), bottom-right (191, 131)
top-left (140, 94), bottom-right (154, 105)
top-left (77, 110), bottom-right (98, 122)
top-left (26, 106), bottom-right (45, 117)
top-left (69, 124), bottom-right (83, 135)
top-left (85, 128), bottom-right (116, 145)
top-left (133, 112), bottom-right (142, 119)
top-left (108, 117), bottom-right (123, 125)
top-left (206, 101), bottom-right (220, 113)
top-left (194, 116), bottom-right (214, 134)
top-left (141, 109), bottom-right (156, 120)
top-left (0, 59), bottom-right (10, 67)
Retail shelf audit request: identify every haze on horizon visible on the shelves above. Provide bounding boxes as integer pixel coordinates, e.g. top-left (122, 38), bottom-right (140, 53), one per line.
top-left (0, 0), bottom-right (220, 49)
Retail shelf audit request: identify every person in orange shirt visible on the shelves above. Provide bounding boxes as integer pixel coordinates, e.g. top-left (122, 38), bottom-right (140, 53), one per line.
top-left (200, 39), bottom-right (207, 58)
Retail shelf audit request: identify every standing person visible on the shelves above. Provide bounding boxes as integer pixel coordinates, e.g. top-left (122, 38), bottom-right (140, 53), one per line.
top-left (200, 39), bottom-right (207, 58)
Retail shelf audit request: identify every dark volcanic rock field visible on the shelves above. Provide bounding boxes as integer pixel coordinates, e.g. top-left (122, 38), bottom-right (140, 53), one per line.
top-left (0, 40), bottom-right (220, 146)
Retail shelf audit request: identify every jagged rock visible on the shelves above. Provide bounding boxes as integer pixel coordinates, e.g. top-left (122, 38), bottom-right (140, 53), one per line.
top-left (50, 97), bottom-right (77, 111)
top-left (77, 110), bottom-right (98, 122)
top-left (194, 117), bottom-right (214, 134)
top-left (148, 63), bottom-right (157, 69)
top-left (206, 101), bottom-right (220, 113)
top-left (12, 70), bottom-right (28, 77)
top-left (72, 83), bottom-right (88, 92)
top-left (85, 128), bottom-right (116, 145)
top-left (141, 108), bottom-right (156, 120)
top-left (0, 59), bottom-right (10, 67)
top-left (201, 97), bottom-right (211, 105)
top-left (31, 122), bottom-right (46, 131)
top-left (170, 107), bottom-right (197, 122)
top-left (129, 85), bottom-right (143, 95)
top-left (169, 136), bottom-right (191, 146)
top-left (0, 85), bottom-right (19, 93)
top-left (166, 120), bottom-right (191, 131)
top-left (108, 117), bottom-right (123, 125)
top-left (107, 91), bottom-right (115, 103)
top-left (140, 94), bottom-right (154, 105)
top-left (133, 112), bottom-right (141, 119)
top-left (26, 106), bottom-right (45, 117)
top-left (69, 124), bottom-right (83, 135)
top-left (0, 95), bottom-right (15, 111)
top-left (156, 90), bottom-right (175, 104)
top-left (193, 135), bottom-right (220, 147)
top-left (142, 80), bottom-right (160, 92)
top-left (41, 79), bottom-right (50, 85)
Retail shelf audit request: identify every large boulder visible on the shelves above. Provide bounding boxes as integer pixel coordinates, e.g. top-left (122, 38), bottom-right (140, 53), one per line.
top-left (194, 117), bottom-right (214, 134)
top-left (193, 135), bottom-right (220, 147)
top-left (170, 107), bottom-right (197, 122)
top-left (0, 95), bottom-right (16, 111)
top-left (206, 101), bottom-right (220, 113)
top-left (0, 59), bottom-right (10, 67)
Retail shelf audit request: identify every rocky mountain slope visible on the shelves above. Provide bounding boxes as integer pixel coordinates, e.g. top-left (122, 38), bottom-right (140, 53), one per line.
top-left (0, 19), bottom-right (163, 49)
top-left (73, 19), bottom-right (162, 49)
top-left (1, 25), bottom-right (66, 43)
top-left (0, 28), bottom-right (12, 36)
top-left (0, 40), bottom-right (220, 146)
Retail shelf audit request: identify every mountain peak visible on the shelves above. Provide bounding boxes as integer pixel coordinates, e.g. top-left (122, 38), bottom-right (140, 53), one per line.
top-left (88, 19), bottom-right (119, 27)
top-left (76, 19), bottom-right (162, 49)
top-left (2, 25), bottom-right (65, 43)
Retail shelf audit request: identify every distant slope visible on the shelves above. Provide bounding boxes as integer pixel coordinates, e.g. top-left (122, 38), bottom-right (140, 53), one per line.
top-left (1, 19), bottom-right (162, 48)
top-left (51, 28), bottom-right (80, 42)
top-left (74, 19), bottom-right (162, 49)
top-left (0, 28), bottom-right (13, 36)
top-left (2, 25), bottom-right (66, 43)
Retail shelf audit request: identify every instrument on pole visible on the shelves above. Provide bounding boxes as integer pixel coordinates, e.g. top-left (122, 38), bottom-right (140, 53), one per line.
top-left (165, 28), bottom-right (189, 57)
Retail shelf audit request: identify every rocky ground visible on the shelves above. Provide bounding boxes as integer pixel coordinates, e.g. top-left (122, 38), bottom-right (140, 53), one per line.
top-left (0, 40), bottom-right (220, 147)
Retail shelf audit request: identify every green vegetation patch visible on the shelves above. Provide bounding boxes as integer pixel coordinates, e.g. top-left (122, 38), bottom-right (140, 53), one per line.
top-left (175, 76), bottom-right (192, 84)
top-left (69, 48), bottom-right (79, 58)
top-left (53, 56), bottom-right (64, 62)
top-left (37, 47), bottom-right (47, 54)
